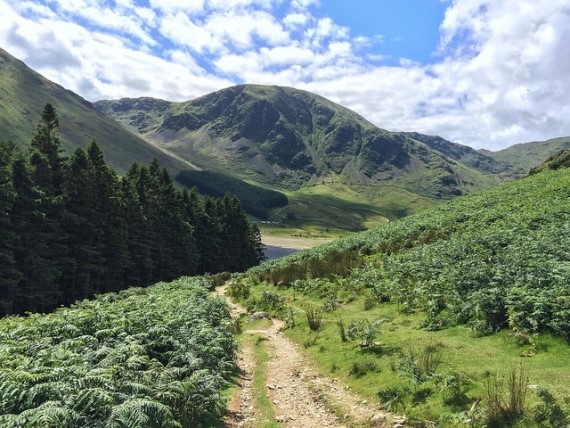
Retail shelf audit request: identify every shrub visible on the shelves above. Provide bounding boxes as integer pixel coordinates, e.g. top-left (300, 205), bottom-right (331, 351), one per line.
top-left (305, 306), bottom-right (323, 331)
top-left (484, 364), bottom-right (528, 427)
top-left (350, 359), bottom-right (380, 378)
top-left (378, 386), bottom-right (408, 411)
top-left (532, 388), bottom-right (568, 427)
top-left (398, 342), bottom-right (443, 387)
top-left (227, 281), bottom-right (250, 300)
top-left (363, 292), bottom-right (377, 311)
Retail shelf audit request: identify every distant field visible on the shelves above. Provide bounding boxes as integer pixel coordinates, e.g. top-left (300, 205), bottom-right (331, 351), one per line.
top-left (261, 235), bottom-right (334, 250)
top-left (265, 181), bottom-right (435, 232)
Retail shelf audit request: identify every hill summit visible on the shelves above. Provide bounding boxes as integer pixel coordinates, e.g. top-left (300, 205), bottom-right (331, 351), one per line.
top-left (96, 85), bottom-right (498, 198)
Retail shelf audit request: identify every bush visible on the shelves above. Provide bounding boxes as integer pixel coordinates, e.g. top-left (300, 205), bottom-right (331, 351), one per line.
top-left (350, 360), bottom-right (380, 378)
top-left (227, 281), bottom-right (250, 300)
top-left (305, 306), bottom-right (323, 331)
top-left (484, 364), bottom-right (528, 427)
top-left (532, 388), bottom-right (568, 427)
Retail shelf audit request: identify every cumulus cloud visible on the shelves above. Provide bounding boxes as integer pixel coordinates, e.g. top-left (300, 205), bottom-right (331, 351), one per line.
top-left (1, 0), bottom-right (569, 149)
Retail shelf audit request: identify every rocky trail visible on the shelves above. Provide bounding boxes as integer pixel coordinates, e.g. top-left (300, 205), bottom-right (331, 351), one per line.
top-left (215, 285), bottom-right (406, 428)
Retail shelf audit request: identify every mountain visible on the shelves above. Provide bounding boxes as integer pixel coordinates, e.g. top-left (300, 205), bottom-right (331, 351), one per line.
top-left (482, 136), bottom-right (570, 176)
top-left (96, 85), bottom-right (500, 200)
top-left (400, 132), bottom-right (512, 175)
top-left (529, 148), bottom-right (570, 175)
top-left (0, 47), bottom-right (194, 174)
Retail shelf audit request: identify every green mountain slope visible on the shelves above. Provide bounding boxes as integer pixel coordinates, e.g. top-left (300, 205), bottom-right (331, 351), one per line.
top-left (0, 47), bottom-right (193, 174)
top-left (529, 148), bottom-right (570, 175)
top-left (482, 136), bottom-right (570, 177)
top-left (96, 85), bottom-right (499, 199)
top-left (235, 167), bottom-right (570, 425)
top-left (401, 131), bottom-right (512, 175)
top-left (251, 166), bottom-right (570, 338)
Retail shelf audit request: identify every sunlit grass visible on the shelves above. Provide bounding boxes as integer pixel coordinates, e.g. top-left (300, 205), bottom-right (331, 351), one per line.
top-left (235, 282), bottom-right (570, 426)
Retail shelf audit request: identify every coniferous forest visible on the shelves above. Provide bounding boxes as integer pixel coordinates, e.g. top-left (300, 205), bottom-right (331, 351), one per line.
top-left (0, 103), bottom-right (264, 316)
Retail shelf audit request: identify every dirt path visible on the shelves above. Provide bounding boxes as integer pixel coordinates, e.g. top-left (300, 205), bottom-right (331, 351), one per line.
top-left (216, 285), bottom-right (406, 428)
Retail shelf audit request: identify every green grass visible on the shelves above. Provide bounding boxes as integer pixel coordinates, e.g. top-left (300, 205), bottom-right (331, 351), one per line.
top-left (268, 181), bottom-right (435, 232)
top-left (235, 168), bottom-right (570, 426)
top-left (238, 283), bottom-right (570, 426)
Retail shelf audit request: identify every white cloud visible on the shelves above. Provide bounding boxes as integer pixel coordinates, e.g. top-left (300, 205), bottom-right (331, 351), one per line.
top-left (1, 0), bottom-right (570, 149)
top-left (149, 0), bottom-right (205, 14)
top-left (283, 12), bottom-right (308, 28)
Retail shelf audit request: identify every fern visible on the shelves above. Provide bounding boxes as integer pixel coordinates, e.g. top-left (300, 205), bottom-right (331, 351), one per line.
top-left (107, 398), bottom-right (181, 428)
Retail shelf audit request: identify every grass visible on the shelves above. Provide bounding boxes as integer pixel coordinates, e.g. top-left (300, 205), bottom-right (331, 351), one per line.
top-left (256, 180), bottom-right (436, 237)
top-left (272, 181), bottom-right (435, 232)
top-left (236, 282), bottom-right (570, 425)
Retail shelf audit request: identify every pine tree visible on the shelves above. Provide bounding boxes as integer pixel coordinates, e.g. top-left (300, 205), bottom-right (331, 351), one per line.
top-left (86, 141), bottom-right (129, 293)
top-left (10, 156), bottom-right (62, 312)
top-left (61, 147), bottom-right (103, 303)
top-left (218, 195), bottom-right (263, 272)
top-left (121, 171), bottom-right (153, 286)
top-left (0, 141), bottom-right (22, 315)
top-left (134, 160), bottom-right (198, 281)
top-left (196, 196), bottom-right (222, 273)
top-left (30, 103), bottom-right (64, 193)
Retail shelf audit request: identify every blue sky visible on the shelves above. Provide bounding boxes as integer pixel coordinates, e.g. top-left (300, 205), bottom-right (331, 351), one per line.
top-left (1, 0), bottom-right (570, 150)
top-left (323, 0), bottom-right (448, 64)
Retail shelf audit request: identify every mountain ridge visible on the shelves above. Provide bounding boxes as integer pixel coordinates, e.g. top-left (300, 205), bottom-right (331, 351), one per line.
top-left (0, 47), bottom-right (193, 175)
top-left (96, 84), bottom-right (500, 200)
top-left (3, 44), bottom-right (568, 229)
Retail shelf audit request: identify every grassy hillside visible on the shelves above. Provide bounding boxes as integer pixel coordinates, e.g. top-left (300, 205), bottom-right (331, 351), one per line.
top-left (529, 148), bottom-right (570, 175)
top-left (97, 85), bottom-right (498, 196)
top-left (0, 47), bottom-right (193, 175)
top-left (483, 136), bottom-right (570, 177)
top-left (229, 167), bottom-right (570, 426)
top-left (0, 276), bottom-right (235, 427)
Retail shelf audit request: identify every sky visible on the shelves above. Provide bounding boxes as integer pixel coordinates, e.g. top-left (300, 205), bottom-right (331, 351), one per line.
top-left (1, 0), bottom-right (570, 151)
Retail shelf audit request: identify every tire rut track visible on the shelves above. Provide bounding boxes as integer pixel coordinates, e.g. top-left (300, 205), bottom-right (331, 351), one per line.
top-left (216, 285), bottom-right (405, 428)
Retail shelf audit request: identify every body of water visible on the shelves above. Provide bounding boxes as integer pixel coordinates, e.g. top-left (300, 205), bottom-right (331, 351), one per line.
top-left (263, 245), bottom-right (298, 260)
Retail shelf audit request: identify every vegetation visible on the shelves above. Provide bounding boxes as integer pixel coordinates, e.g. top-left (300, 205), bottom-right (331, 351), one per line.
top-left (0, 104), bottom-right (263, 316)
top-left (488, 136), bottom-right (570, 177)
top-left (229, 167), bottom-right (570, 425)
top-left (0, 276), bottom-right (235, 427)
top-left (175, 169), bottom-right (288, 219)
top-left (529, 148), bottom-right (570, 175)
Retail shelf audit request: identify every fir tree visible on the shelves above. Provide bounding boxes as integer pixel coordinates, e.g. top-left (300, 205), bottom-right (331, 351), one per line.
top-left (11, 156), bottom-right (62, 312)
top-left (61, 147), bottom-right (103, 303)
top-left (30, 103), bottom-right (64, 193)
top-left (86, 141), bottom-right (129, 293)
top-left (0, 141), bottom-right (22, 315)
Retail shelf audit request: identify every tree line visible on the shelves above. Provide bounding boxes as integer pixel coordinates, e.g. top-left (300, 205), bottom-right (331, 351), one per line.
top-left (0, 103), bottom-right (264, 316)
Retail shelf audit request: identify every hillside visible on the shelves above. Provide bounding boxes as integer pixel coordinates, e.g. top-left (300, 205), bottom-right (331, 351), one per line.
top-left (401, 131), bottom-right (512, 175)
top-left (482, 136), bottom-right (570, 177)
top-left (96, 85), bottom-right (500, 198)
top-left (230, 166), bottom-right (570, 425)
top-left (529, 148), bottom-right (570, 175)
top-left (0, 47), bottom-right (193, 175)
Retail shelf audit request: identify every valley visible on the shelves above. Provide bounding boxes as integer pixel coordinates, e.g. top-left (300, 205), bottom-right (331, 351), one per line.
top-left (0, 45), bottom-right (569, 427)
